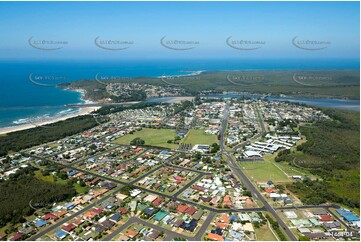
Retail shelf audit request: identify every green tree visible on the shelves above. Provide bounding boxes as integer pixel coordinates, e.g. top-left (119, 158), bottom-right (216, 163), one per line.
top-left (130, 137), bottom-right (145, 146)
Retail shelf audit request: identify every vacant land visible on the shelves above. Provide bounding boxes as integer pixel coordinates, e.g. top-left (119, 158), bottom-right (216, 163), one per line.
top-left (34, 170), bottom-right (67, 184)
top-left (239, 161), bottom-right (291, 184)
top-left (254, 223), bottom-right (278, 241)
top-left (239, 161), bottom-right (292, 183)
top-left (113, 128), bottom-right (178, 149)
top-left (181, 129), bottom-right (218, 146)
top-left (35, 170), bottom-right (90, 194)
top-left (275, 161), bottom-right (317, 180)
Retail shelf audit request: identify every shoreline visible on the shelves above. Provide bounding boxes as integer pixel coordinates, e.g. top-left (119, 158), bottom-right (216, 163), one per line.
top-left (0, 87), bottom-right (101, 135)
top-left (0, 106), bottom-right (101, 135)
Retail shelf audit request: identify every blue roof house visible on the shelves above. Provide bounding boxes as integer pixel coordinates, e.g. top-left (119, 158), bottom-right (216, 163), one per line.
top-left (36, 219), bottom-right (47, 227)
top-left (55, 229), bottom-right (67, 240)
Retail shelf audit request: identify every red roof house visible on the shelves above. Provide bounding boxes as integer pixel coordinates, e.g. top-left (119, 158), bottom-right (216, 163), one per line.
top-left (177, 205), bottom-right (189, 213)
top-left (152, 197), bottom-right (164, 207)
top-left (208, 233), bottom-right (223, 241)
top-left (119, 207), bottom-right (128, 214)
top-left (174, 175), bottom-right (186, 181)
top-left (192, 185), bottom-right (205, 192)
top-left (43, 213), bottom-right (58, 220)
top-left (62, 223), bottom-right (76, 232)
top-left (185, 206), bottom-right (197, 216)
top-left (319, 215), bottom-right (334, 222)
top-left (10, 233), bottom-right (23, 241)
top-left (133, 147), bottom-right (143, 153)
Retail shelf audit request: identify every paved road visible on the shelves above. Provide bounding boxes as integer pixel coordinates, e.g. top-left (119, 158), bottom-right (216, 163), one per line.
top-left (24, 100), bottom-right (357, 241)
top-left (194, 211), bottom-right (216, 240)
top-left (72, 144), bottom-right (128, 165)
top-left (24, 152), bottom-right (265, 215)
top-left (166, 163), bottom-right (212, 175)
top-left (102, 217), bottom-right (193, 241)
top-left (128, 154), bottom-right (180, 185)
top-left (326, 208), bottom-right (359, 233)
top-left (220, 102), bottom-right (297, 241)
top-left (276, 203), bottom-right (360, 233)
top-left (103, 211), bottom-right (217, 241)
top-left (275, 204), bottom-right (340, 210)
top-left (232, 103), bottom-right (266, 152)
top-left (254, 103), bottom-right (266, 134)
top-left (173, 173), bottom-right (204, 198)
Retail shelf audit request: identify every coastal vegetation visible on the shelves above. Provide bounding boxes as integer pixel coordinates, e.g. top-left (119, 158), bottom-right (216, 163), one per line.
top-left (60, 70), bottom-right (360, 101)
top-left (0, 102), bottom-right (161, 156)
top-left (0, 166), bottom-right (76, 227)
top-left (0, 115), bottom-right (99, 156)
top-left (277, 108), bottom-right (360, 209)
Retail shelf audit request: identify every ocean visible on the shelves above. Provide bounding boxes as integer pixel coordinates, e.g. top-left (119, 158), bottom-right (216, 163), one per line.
top-left (0, 58), bottom-right (359, 128)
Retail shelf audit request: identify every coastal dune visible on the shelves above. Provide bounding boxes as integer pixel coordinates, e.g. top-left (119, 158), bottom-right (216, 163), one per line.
top-left (0, 106), bottom-right (100, 135)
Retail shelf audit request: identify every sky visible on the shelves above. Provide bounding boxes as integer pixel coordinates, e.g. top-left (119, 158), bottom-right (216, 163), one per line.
top-left (0, 1), bottom-right (359, 60)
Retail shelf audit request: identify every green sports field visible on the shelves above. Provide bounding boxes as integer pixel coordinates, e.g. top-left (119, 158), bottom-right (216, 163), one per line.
top-left (113, 128), bottom-right (178, 149)
top-left (181, 129), bottom-right (218, 145)
top-left (239, 161), bottom-right (291, 184)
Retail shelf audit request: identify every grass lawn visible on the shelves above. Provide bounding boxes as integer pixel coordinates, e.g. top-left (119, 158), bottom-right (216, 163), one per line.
top-left (34, 170), bottom-right (67, 185)
top-left (275, 161), bottom-right (318, 180)
top-left (74, 183), bottom-right (90, 194)
top-left (0, 223), bottom-right (11, 235)
top-left (113, 128), bottom-right (178, 149)
top-left (239, 161), bottom-right (291, 184)
top-left (35, 170), bottom-right (89, 194)
top-left (34, 170), bottom-right (55, 182)
top-left (254, 224), bottom-right (278, 241)
top-left (181, 129), bottom-right (218, 146)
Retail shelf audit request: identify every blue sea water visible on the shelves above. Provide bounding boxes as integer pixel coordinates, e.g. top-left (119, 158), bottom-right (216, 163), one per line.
top-left (0, 58), bottom-right (359, 128)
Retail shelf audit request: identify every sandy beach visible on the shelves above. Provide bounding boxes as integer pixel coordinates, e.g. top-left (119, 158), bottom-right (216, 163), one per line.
top-left (163, 96), bottom-right (195, 103)
top-left (0, 106), bottom-right (101, 135)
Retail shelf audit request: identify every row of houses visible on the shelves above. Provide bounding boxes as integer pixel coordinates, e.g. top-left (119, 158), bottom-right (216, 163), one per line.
top-left (207, 212), bottom-right (263, 241)
top-left (284, 209), bottom-right (357, 240)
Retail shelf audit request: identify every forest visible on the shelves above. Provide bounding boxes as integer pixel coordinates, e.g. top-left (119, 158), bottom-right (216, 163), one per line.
top-left (0, 102), bottom-right (161, 156)
top-left (0, 115), bottom-right (99, 156)
top-left (0, 166), bottom-right (76, 227)
top-left (278, 108), bottom-right (360, 209)
top-left (60, 70), bottom-right (360, 100)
